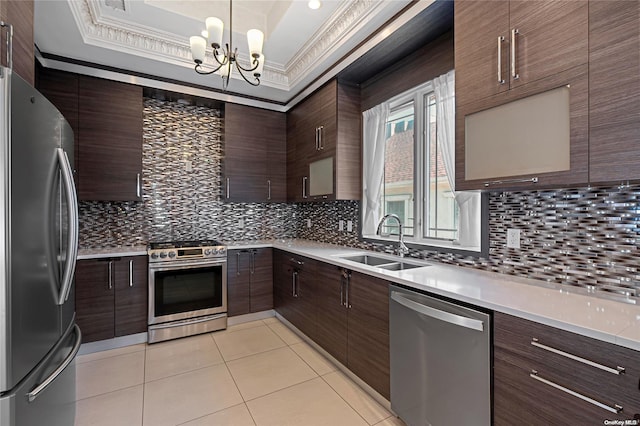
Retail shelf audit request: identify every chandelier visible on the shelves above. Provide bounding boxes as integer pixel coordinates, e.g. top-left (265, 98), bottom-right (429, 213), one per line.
top-left (189, 0), bottom-right (264, 90)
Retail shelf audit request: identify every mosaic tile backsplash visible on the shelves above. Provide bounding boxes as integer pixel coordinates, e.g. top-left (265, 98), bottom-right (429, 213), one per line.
top-left (78, 98), bottom-right (296, 247)
top-left (80, 98), bottom-right (640, 297)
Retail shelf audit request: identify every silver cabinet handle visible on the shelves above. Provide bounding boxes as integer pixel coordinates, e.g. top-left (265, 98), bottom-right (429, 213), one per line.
top-left (391, 291), bottom-right (484, 331)
top-left (483, 177), bottom-right (538, 187)
top-left (136, 173), bottom-right (141, 198)
top-left (226, 177), bottom-right (230, 199)
top-left (236, 252), bottom-right (241, 276)
top-left (267, 179), bottom-right (271, 200)
top-left (292, 271), bottom-right (299, 297)
top-left (343, 269), bottom-right (351, 309)
top-left (531, 339), bottom-right (625, 375)
top-left (108, 260), bottom-right (113, 290)
top-left (530, 371), bottom-right (623, 414)
top-left (129, 259), bottom-right (133, 287)
top-left (511, 28), bottom-right (520, 80)
top-left (497, 36), bottom-right (505, 84)
top-left (318, 125), bottom-right (324, 150)
top-left (340, 272), bottom-right (345, 307)
top-left (315, 127), bottom-right (319, 150)
top-left (56, 148), bottom-right (78, 305)
top-left (27, 324), bottom-right (81, 402)
top-left (302, 177), bottom-right (308, 199)
top-left (0, 22), bottom-right (13, 71)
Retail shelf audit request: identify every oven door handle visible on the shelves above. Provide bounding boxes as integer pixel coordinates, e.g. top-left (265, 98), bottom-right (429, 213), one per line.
top-left (151, 315), bottom-right (222, 329)
top-left (149, 260), bottom-right (227, 272)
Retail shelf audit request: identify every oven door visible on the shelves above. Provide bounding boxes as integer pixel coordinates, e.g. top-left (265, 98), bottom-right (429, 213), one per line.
top-left (148, 258), bottom-right (227, 325)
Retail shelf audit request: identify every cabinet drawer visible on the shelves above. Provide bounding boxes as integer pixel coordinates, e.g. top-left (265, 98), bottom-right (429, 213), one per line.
top-left (494, 358), bottom-right (636, 425)
top-left (494, 313), bottom-right (640, 417)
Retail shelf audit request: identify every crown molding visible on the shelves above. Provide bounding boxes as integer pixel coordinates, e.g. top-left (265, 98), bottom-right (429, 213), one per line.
top-left (66, 0), bottom-right (390, 93)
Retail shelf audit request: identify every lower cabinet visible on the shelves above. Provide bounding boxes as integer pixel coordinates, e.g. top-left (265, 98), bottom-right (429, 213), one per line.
top-left (227, 248), bottom-right (273, 317)
top-left (75, 256), bottom-right (148, 343)
top-left (275, 253), bottom-right (390, 399)
top-left (494, 312), bottom-right (640, 424)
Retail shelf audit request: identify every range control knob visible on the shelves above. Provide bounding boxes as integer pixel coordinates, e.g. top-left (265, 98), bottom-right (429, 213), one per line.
top-left (159, 251), bottom-right (167, 259)
top-left (217, 248), bottom-right (226, 255)
top-left (168, 251), bottom-right (176, 258)
top-left (150, 252), bottom-right (159, 259)
top-left (204, 249), bottom-right (212, 255)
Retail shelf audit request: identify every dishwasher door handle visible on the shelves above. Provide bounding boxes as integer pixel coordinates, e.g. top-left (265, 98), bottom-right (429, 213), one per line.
top-left (391, 291), bottom-right (484, 332)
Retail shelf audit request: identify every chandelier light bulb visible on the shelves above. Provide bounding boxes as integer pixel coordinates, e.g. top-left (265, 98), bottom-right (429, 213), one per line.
top-left (205, 17), bottom-right (224, 49)
top-left (189, 36), bottom-right (206, 64)
top-left (247, 29), bottom-right (264, 58)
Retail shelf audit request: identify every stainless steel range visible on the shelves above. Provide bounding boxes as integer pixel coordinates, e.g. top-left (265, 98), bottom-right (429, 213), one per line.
top-left (147, 240), bottom-right (227, 343)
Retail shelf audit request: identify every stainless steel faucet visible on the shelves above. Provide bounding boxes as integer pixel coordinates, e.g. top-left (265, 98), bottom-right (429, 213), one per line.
top-left (376, 214), bottom-right (410, 257)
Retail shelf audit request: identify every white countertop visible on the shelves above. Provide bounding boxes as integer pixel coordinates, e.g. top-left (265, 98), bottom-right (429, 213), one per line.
top-left (227, 239), bottom-right (640, 351)
top-left (79, 239), bottom-right (640, 351)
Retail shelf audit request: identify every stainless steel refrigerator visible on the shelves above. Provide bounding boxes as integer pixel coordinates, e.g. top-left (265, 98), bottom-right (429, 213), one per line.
top-left (0, 61), bottom-right (80, 425)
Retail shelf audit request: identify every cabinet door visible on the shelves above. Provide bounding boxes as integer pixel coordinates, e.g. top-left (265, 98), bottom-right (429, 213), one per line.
top-left (509, 1), bottom-right (588, 89)
top-left (588, 0), bottom-right (640, 183)
top-left (273, 250), bottom-right (292, 318)
top-left (227, 250), bottom-right (251, 317)
top-left (75, 259), bottom-right (115, 343)
top-left (266, 114), bottom-right (287, 203)
top-left (224, 103), bottom-right (269, 202)
top-left (347, 271), bottom-right (390, 399)
top-left (250, 248), bottom-right (273, 313)
top-left (314, 262), bottom-right (347, 365)
top-left (0, 0), bottom-right (34, 85)
top-left (454, 0), bottom-right (510, 107)
top-left (293, 258), bottom-right (317, 342)
top-left (310, 80), bottom-right (337, 158)
top-left (114, 256), bottom-right (148, 337)
top-left (78, 76), bottom-right (142, 201)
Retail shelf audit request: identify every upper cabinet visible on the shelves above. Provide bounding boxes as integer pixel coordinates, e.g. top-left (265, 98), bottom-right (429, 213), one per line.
top-left (454, 0), bottom-right (589, 191)
top-left (1, 0), bottom-right (34, 85)
top-left (37, 68), bottom-right (143, 201)
top-left (455, 1), bottom-right (588, 108)
top-left (588, 0), bottom-right (640, 184)
top-left (287, 80), bottom-right (361, 202)
top-left (224, 103), bottom-right (286, 203)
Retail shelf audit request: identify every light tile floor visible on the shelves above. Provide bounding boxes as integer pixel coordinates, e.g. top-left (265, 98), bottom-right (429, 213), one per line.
top-left (75, 318), bottom-right (406, 426)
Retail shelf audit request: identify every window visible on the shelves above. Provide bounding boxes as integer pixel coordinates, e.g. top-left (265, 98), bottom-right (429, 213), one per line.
top-left (362, 71), bottom-right (483, 251)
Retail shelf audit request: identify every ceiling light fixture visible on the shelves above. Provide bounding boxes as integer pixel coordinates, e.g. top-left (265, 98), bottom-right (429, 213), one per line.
top-left (189, 0), bottom-right (264, 90)
top-left (308, 0), bottom-right (322, 10)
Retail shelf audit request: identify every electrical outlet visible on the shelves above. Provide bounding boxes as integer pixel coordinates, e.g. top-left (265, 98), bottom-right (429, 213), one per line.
top-left (339, 220), bottom-right (344, 231)
top-left (185, 160), bottom-right (193, 172)
top-left (238, 219), bottom-right (244, 229)
top-left (306, 219), bottom-right (312, 228)
top-left (506, 228), bottom-right (520, 249)
top-left (347, 220), bottom-right (353, 232)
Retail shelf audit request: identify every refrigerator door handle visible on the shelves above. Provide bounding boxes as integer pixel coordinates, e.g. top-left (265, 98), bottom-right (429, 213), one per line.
top-left (56, 148), bottom-right (78, 305)
top-left (26, 324), bottom-right (81, 403)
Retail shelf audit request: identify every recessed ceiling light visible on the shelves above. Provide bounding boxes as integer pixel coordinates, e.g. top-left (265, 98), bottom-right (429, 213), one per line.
top-left (308, 0), bottom-right (321, 10)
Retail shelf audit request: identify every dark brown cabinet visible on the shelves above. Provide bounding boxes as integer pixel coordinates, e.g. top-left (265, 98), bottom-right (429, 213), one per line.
top-left (283, 257), bottom-right (390, 399)
top-left (588, 1), bottom-right (640, 184)
top-left (227, 248), bottom-right (273, 316)
top-left (286, 80), bottom-right (361, 202)
top-left (455, 1), bottom-right (588, 108)
top-left (78, 75), bottom-right (143, 201)
top-left (0, 0), bottom-right (34, 85)
top-left (454, 1), bottom-right (589, 191)
top-left (494, 312), bottom-right (640, 424)
top-left (76, 256), bottom-right (148, 343)
top-left (272, 250), bottom-right (317, 341)
top-left (224, 103), bottom-right (286, 202)
top-left (36, 69), bottom-right (143, 201)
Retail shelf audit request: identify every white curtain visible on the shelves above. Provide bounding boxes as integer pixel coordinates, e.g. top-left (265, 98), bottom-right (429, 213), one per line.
top-left (434, 70), bottom-right (481, 247)
top-left (361, 104), bottom-right (389, 235)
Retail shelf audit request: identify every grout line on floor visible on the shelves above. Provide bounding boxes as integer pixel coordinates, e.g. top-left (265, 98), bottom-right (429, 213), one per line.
top-left (74, 383), bottom-right (143, 403)
top-left (319, 371), bottom-right (379, 426)
top-left (141, 360), bottom-right (227, 385)
top-left (241, 375), bottom-right (320, 403)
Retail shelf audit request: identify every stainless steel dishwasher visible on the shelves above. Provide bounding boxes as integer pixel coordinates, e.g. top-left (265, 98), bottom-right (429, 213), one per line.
top-left (390, 285), bottom-right (491, 426)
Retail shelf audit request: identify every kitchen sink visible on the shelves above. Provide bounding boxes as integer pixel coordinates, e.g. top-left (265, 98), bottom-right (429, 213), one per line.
top-left (378, 262), bottom-right (424, 271)
top-left (340, 254), bottom-right (394, 266)
top-left (338, 254), bottom-right (429, 271)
